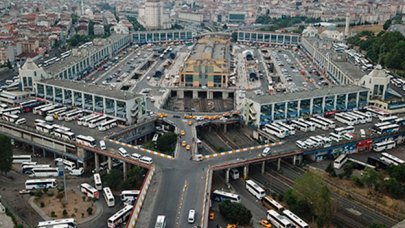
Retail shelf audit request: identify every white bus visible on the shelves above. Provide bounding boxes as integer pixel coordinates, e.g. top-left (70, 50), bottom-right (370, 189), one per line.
top-left (379, 115), bottom-right (398, 123)
top-left (373, 140), bottom-right (396, 152)
top-left (38, 105), bottom-right (60, 116)
top-left (264, 124), bottom-right (287, 138)
top-left (47, 107), bottom-right (68, 116)
top-left (381, 152), bottom-right (404, 166)
top-left (38, 218), bottom-right (76, 228)
top-left (309, 117), bottom-right (329, 130)
top-left (33, 104), bottom-right (53, 115)
top-left (334, 126), bottom-right (355, 135)
top-left (295, 140), bottom-right (308, 149)
top-left (335, 113), bottom-right (357, 125)
top-left (53, 129), bottom-right (75, 141)
top-left (274, 122), bottom-right (296, 135)
top-left (345, 112), bottom-right (366, 124)
top-left (94, 173), bottom-right (102, 190)
top-left (376, 124), bottom-right (400, 135)
top-left (36, 123), bottom-right (54, 134)
top-left (88, 115), bottom-right (108, 129)
top-left (364, 107), bottom-right (389, 118)
top-left (266, 210), bottom-right (293, 228)
top-left (103, 187), bottom-right (115, 207)
top-left (76, 135), bottom-right (97, 147)
top-left (290, 120), bottom-right (310, 132)
top-left (230, 168), bottom-right (240, 180)
top-left (329, 133), bottom-right (342, 142)
top-left (107, 205), bottom-right (133, 228)
top-left (29, 167), bottom-right (59, 177)
top-left (52, 124), bottom-right (71, 132)
top-left (54, 158), bottom-right (76, 171)
top-left (25, 179), bottom-right (57, 190)
top-left (120, 190), bottom-right (140, 204)
top-left (64, 110), bottom-right (83, 121)
top-left (282, 210), bottom-right (309, 228)
top-left (334, 154), bottom-right (348, 169)
top-left (98, 119), bottom-right (118, 131)
top-left (212, 190), bottom-right (241, 203)
top-left (314, 115), bottom-right (336, 128)
top-left (303, 120), bottom-right (316, 131)
top-left (353, 111), bottom-right (372, 122)
top-left (262, 196), bottom-right (284, 211)
top-left (77, 114), bottom-right (99, 126)
top-left (245, 179), bottom-right (266, 200)
top-left (82, 114), bottom-right (103, 127)
top-left (12, 155), bottom-right (32, 164)
top-left (2, 113), bottom-right (19, 123)
top-left (372, 122), bottom-right (391, 132)
top-left (80, 183), bottom-right (100, 199)
top-left (309, 136), bottom-right (324, 146)
top-left (155, 215), bottom-right (166, 228)
top-left (22, 164), bottom-right (50, 174)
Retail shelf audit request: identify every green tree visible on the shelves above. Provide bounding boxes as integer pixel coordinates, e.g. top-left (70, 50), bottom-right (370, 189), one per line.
top-left (0, 135), bottom-right (13, 175)
top-left (388, 164), bottom-right (405, 183)
top-left (342, 162), bottom-right (354, 178)
top-left (6, 60), bottom-right (12, 69)
top-left (122, 166), bottom-right (147, 189)
top-left (156, 132), bottom-right (177, 153)
top-left (369, 223), bottom-right (388, 228)
top-left (383, 178), bottom-right (404, 199)
top-left (383, 19), bottom-right (392, 30)
top-left (361, 167), bottom-right (382, 190)
top-left (103, 169), bottom-right (123, 190)
top-left (325, 162), bottom-right (336, 177)
top-left (218, 200), bottom-right (252, 225)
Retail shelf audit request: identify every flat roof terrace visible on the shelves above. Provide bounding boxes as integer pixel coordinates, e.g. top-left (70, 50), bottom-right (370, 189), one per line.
top-left (39, 79), bottom-right (141, 101)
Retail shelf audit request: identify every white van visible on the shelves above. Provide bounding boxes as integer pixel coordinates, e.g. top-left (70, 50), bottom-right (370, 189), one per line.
top-left (118, 147), bottom-right (129, 157)
top-left (343, 133), bottom-right (354, 141)
top-left (99, 140), bottom-right (106, 150)
top-left (262, 147), bottom-right (271, 156)
top-left (15, 118), bottom-right (26, 125)
top-left (139, 156), bottom-right (153, 164)
top-left (360, 129), bottom-right (366, 138)
top-left (131, 153), bottom-right (142, 160)
top-left (188, 209), bottom-right (195, 224)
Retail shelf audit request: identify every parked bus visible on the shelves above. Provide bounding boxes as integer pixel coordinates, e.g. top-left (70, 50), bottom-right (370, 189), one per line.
top-left (212, 190), bottom-right (241, 203)
top-left (376, 124), bottom-right (400, 135)
top-left (38, 105), bottom-right (60, 116)
top-left (364, 107), bottom-right (389, 118)
top-left (88, 115), bottom-right (108, 129)
top-left (345, 112), bottom-right (366, 124)
top-left (353, 111), bottom-right (372, 122)
top-left (335, 113), bottom-right (357, 125)
top-left (334, 154), bottom-right (348, 169)
top-left (373, 140), bottom-right (396, 152)
top-left (262, 196), bottom-right (284, 211)
top-left (22, 164), bottom-right (51, 174)
top-left (266, 210), bottom-right (292, 228)
top-left (282, 210), bottom-right (309, 228)
top-left (36, 123), bottom-right (54, 134)
top-left (2, 113), bottom-right (19, 122)
top-left (230, 168), bottom-right (240, 180)
top-left (334, 126), bottom-right (355, 135)
top-left (46, 107), bottom-right (67, 116)
top-left (98, 119), bottom-right (117, 131)
top-left (120, 190), bottom-right (140, 204)
top-left (367, 156), bottom-right (389, 170)
top-left (274, 122), bottom-right (295, 135)
top-left (309, 117), bottom-right (329, 130)
top-left (264, 124), bottom-right (287, 138)
top-left (152, 133), bottom-right (159, 145)
top-left (82, 114), bottom-right (102, 127)
top-left (76, 135), bottom-right (97, 147)
top-left (394, 117), bottom-right (405, 126)
top-left (80, 183), bottom-right (99, 199)
top-left (103, 187), bottom-right (115, 207)
top-left (107, 205), bottom-right (133, 228)
top-left (64, 110), bottom-right (83, 121)
top-left (12, 155), bottom-right (32, 164)
top-left (20, 100), bottom-right (45, 113)
top-left (57, 109), bottom-right (75, 121)
top-left (314, 115), bottom-right (336, 128)
top-left (77, 114), bottom-right (99, 126)
top-left (329, 133), bottom-right (342, 142)
top-left (52, 129), bottom-right (75, 141)
top-left (52, 124), bottom-right (71, 132)
top-left (29, 167), bottom-right (59, 177)
top-left (33, 103), bottom-right (53, 115)
top-left (94, 173), bottom-right (102, 190)
top-left (379, 115), bottom-right (398, 123)
top-left (381, 152), bottom-right (404, 166)
top-left (245, 179), bottom-right (266, 200)
top-left (290, 120), bottom-right (310, 132)
top-left (25, 179), bottom-right (57, 190)
top-left (372, 122), bottom-right (391, 132)
top-left (155, 215), bottom-right (166, 228)
top-left (37, 218), bottom-right (76, 228)
top-left (304, 120), bottom-right (316, 131)
top-left (0, 107), bottom-right (22, 115)
top-left (54, 158), bottom-right (76, 171)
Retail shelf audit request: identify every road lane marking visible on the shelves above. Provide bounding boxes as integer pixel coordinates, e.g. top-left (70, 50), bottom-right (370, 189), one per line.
top-left (175, 180), bottom-right (188, 228)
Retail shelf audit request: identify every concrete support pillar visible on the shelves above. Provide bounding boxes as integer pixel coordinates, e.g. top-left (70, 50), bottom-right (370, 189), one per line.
top-left (94, 153), bottom-right (100, 173)
top-left (243, 165), bottom-right (249, 179)
top-left (193, 90), bottom-right (198, 99)
top-left (209, 126), bottom-right (212, 132)
top-left (225, 168), bottom-right (230, 184)
top-left (82, 160), bottom-right (87, 169)
top-left (296, 155), bottom-right (302, 165)
top-left (123, 162), bottom-right (127, 180)
top-left (31, 145), bottom-right (35, 153)
top-left (261, 161), bottom-right (266, 174)
top-left (107, 157), bottom-right (112, 174)
top-left (293, 155), bottom-right (296, 166)
top-left (223, 124), bottom-right (227, 133)
top-left (277, 158), bottom-right (281, 171)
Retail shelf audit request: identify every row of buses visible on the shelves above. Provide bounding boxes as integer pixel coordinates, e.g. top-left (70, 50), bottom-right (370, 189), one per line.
top-left (334, 111), bottom-right (373, 126)
top-left (77, 113), bottom-right (118, 131)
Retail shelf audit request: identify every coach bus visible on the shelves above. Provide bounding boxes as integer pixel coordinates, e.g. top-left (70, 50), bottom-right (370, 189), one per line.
top-left (98, 119), bottom-right (118, 131)
top-left (334, 154), bottom-right (348, 169)
top-left (107, 205), bottom-right (133, 228)
top-left (335, 113), bottom-right (357, 125)
top-left (245, 179), bottom-right (266, 200)
top-left (29, 167), bottom-right (59, 177)
top-left (264, 124), bottom-right (287, 138)
top-left (103, 187), bottom-right (115, 207)
top-left (94, 173), bottom-right (103, 190)
top-left (262, 196), bottom-right (284, 211)
top-left (282, 209), bottom-right (309, 228)
top-left (88, 115), bottom-right (107, 129)
top-left (266, 210), bottom-right (292, 228)
top-left (120, 190), bottom-right (140, 204)
top-left (212, 190), bottom-right (241, 203)
top-left (373, 140), bottom-right (396, 152)
top-left (80, 183), bottom-right (99, 199)
top-left (381, 152), bottom-right (404, 166)
top-left (25, 179), bottom-right (57, 190)
top-left (76, 135), bottom-right (97, 147)
top-left (12, 155), bottom-right (32, 164)
top-left (37, 218), bottom-right (76, 228)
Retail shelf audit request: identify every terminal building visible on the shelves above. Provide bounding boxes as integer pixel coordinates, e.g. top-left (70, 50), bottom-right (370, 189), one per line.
top-left (35, 79), bottom-right (147, 125)
top-left (179, 35), bottom-right (230, 88)
top-left (20, 34), bottom-right (131, 91)
top-left (132, 30), bottom-right (194, 44)
top-left (244, 85), bottom-right (369, 127)
top-left (237, 31), bottom-right (300, 46)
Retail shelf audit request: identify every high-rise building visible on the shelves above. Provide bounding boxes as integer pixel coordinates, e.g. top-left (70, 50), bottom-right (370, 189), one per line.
top-left (138, 0), bottom-right (171, 30)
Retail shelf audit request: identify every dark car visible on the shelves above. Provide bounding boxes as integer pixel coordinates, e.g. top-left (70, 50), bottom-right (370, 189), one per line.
top-left (173, 115), bottom-right (181, 118)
